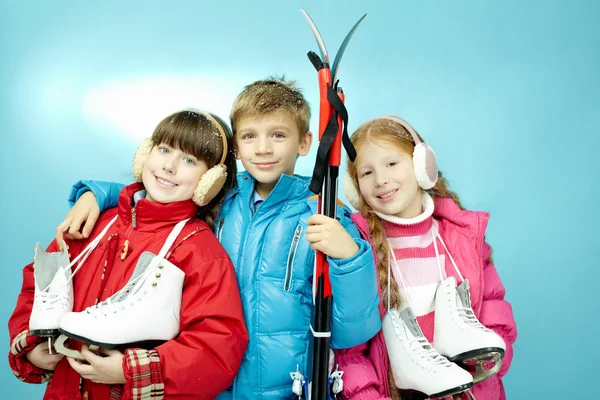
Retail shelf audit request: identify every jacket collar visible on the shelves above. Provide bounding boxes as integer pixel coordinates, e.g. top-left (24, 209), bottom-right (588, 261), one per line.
top-left (236, 171), bottom-right (312, 211)
top-left (117, 182), bottom-right (198, 232)
top-left (351, 196), bottom-right (489, 239)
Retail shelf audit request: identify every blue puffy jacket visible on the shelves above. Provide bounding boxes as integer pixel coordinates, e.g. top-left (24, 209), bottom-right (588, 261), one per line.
top-left (69, 173), bottom-right (381, 400)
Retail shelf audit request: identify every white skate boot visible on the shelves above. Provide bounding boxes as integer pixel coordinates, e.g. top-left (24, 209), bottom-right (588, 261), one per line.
top-left (383, 306), bottom-right (473, 398)
top-left (29, 242), bottom-right (73, 337)
top-left (433, 276), bottom-right (505, 383)
top-left (55, 219), bottom-right (188, 360)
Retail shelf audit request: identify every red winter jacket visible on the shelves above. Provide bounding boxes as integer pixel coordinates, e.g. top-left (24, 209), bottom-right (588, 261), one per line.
top-left (8, 183), bottom-right (248, 400)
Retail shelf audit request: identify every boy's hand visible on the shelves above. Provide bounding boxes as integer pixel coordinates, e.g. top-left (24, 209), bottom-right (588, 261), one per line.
top-left (26, 341), bottom-right (64, 371)
top-left (56, 191), bottom-right (100, 248)
top-left (67, 344), bottom-right (126, 384)
top-left (306, 214), bottom-right (359, 260)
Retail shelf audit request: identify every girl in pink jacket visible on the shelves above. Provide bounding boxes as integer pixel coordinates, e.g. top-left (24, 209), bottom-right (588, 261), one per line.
top-left (335, 116), bottom-right (517, 400)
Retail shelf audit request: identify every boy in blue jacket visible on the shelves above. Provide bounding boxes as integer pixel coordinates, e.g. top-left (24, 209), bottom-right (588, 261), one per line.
top-left (58, 78), bottom-right (381, 400)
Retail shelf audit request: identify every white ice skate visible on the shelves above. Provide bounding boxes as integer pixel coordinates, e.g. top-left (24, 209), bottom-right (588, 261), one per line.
top-left (430, 228), bottom-right (506, 384)
top-left (55, 219), bottom-right (188, 360)
top-left (383, 307), bottom-right (473, 398)
top-left (433, 276), bottom-right (505, 383)
top-left (29, 216), bottom-right (118, 341)
top-left (29, 242), bottom-right (73, 338)
top-left (383, 239), bottom-right (474, 399)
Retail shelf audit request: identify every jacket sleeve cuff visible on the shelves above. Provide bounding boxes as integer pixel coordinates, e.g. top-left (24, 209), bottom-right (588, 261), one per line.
top-left (68, 180), bottom-right (123, 211)
top-left (68, 180), bottom-right (90, 207)
top-left (328, 238), bottom-right (371, 272)
top-left (118, 348), bottom-right (165, 400)
top-left (8, 330), bottom-right (52, 384)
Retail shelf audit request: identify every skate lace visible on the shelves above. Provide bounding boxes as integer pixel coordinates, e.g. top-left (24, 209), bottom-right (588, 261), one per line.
top-left (431, 226), bottom-right (464, 282)
top-left (34, 291), bottom-right (69, 311)
top-left (82, 218), bottom-right (189, 318)
top-left (64, 216), bottom-right (119, 286)
top-left (85, 260), bottom-right (156, 317)
top-left (457, 307), bottom-right (489, 331)
top-left (408, 334), bottom-right (452, 368)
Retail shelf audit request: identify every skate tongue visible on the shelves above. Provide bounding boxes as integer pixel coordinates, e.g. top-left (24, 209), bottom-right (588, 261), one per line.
top-left (398, 307), bottom-right (430, 349)
top-left (34, 242), bottom-right (71, 289)
top-left (456, 279), bottom-right (472, 308)
top-left (47, 267), bottom-right (69, 293)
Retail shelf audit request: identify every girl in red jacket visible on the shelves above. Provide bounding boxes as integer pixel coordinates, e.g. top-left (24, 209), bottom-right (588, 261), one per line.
top-left (8, 110), bottom-right (248, 400)
top-left (334, 116), bottom-right (517, 400)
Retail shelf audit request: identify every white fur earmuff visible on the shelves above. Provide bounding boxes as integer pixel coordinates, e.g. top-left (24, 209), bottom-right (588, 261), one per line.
top-left (412, 142), bottom-right (438, 190)
top-left (343, 172), bottom-right (361, 210)
top-left (132, 138), bottom-right (153, 182)
top-left (192, 164), bottom-right (227, 207)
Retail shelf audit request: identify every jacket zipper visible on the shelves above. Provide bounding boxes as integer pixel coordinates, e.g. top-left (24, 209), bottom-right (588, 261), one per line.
top-left (131, 206), bottom-right (137, 228)
top-left (284, 225), bottom-right (303, 291)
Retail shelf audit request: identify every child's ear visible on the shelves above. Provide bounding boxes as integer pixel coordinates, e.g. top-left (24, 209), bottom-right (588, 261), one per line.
top-left (298, 131), bottom-right (313, 157)
top-left (233, 140), bottom-right (240, 160)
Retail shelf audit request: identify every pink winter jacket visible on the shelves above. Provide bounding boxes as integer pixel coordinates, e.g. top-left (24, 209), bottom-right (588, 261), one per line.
top-left (334, 197), bottom-right (517, 400)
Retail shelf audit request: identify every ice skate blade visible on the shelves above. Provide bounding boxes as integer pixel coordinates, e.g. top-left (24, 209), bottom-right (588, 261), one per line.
top-left (30, 329), bottom-right (60, 337)
top-left (58, 328), bottom-right (167, 351)
top-left (54, 334), bottom-right (84, 360)
top-left (452, 350), bottom-right (503, 383)
top-left (449, 346), bottom-right (505, 363)
top-left (54, 334), bottom-right (103, 360)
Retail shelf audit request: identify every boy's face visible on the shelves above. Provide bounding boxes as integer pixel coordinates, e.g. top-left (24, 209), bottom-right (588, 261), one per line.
top-left (235, 110), bottom-right (312, 197)
top-left (143, 143), bottom-right (208, 204)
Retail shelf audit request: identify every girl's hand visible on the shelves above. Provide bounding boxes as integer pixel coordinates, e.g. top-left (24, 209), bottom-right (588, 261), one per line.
top-left (306, 214), bottom-right (359, 260)
top-left (55, 191), bottom-right (100, 248)
top-left (26, 341), bottom-right (64, 371)
top-left (67, 344), bottom-right (126, 384)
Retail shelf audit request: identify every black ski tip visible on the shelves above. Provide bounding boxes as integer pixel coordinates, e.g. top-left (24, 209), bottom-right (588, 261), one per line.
top-left (307, 51), bottom-right (324, 71)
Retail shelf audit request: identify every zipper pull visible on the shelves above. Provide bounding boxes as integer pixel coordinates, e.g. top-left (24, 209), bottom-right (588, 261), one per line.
top-left (131, 207), bottom-right (137, 228)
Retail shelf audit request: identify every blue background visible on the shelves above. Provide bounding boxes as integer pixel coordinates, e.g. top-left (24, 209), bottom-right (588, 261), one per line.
top-left (1, 0), bottom-right (598, 398)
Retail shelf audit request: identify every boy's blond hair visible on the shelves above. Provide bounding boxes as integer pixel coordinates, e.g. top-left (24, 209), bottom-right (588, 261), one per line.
top-left (230, 77), bottom-right (311, 140)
